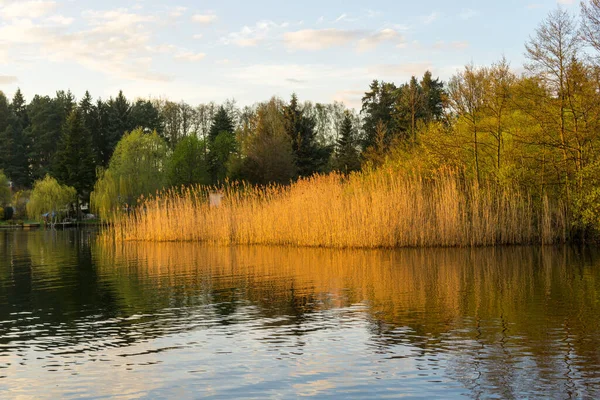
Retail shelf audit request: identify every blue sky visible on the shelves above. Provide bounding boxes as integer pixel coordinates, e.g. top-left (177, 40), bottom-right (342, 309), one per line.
top-left (0, 0), bottom-right (579, 109)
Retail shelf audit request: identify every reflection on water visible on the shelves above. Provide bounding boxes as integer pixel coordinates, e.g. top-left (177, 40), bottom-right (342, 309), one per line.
top-left (0, 230), bottom-right (599, 398)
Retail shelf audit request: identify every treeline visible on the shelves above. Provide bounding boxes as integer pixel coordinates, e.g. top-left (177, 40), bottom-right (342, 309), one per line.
top-left (3, 4), bottom-right (600, 237)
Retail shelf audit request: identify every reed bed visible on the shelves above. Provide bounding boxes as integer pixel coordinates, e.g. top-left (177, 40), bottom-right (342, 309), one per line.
top-left (103, 169), bottom-right (567, 248)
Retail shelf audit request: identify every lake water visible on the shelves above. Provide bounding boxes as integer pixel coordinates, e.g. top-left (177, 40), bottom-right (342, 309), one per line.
top-left (0, 229), bottom-right (599, 399)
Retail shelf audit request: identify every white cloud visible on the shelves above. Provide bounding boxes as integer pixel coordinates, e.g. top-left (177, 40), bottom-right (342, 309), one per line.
top-left (0, 9), bottom-right (171, 82)
top-left (192, 14), bottom-right (217, 24)
top-left (557, 0), bottom-right (575, 4)
top-left (193, 34), bottom-right (203, 40)
top-left (335, 13), bottom-right (348, 23)
top-left (421, 12), bottom-right (440, 25)
top-left (222, 20), bottom-right (288, 47)
top-left (284, 29), bottom-right (362, 50)
top-left (0, 0), bottom-right (56, 19)
top-left (0, 75), bottom-right (17, 84)
top-left (357, 29), bottom-right (404, 52)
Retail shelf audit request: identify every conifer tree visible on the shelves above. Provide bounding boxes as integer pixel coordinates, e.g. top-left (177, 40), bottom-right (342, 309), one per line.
top-left (53, 109), bottom-right (96, 200)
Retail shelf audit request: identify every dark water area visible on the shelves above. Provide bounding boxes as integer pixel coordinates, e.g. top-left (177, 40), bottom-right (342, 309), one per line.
top-left (0, 230), bottom-right (599, 398)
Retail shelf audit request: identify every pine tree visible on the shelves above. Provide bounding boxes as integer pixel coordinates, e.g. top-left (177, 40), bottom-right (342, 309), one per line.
top-left (26, 95), bottom-right (68, 181)
top-left (53, 109), bottom-right (96, 200)
top-left (208, 106), bottom-right (234, 142)
top-left (333, 111), bottom-right (360, 173)
top-left (283, 94), bottom-right (330, 177)
top-left (106, 91), bottom-right (131, 163)
top-left (208, 106), bottom-right (235, 183)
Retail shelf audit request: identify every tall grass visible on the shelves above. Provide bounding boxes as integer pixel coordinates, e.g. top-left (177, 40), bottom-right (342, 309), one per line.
top-left (103, 169), bottom-right (566, 247)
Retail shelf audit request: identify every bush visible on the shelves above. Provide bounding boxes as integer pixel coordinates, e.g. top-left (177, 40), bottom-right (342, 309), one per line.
top-left (0, 207), bottom-right (3, 220)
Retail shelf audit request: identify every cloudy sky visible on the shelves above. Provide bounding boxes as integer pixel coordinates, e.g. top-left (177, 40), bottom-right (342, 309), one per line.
top-left (0, 0), bottom-right (579, 109)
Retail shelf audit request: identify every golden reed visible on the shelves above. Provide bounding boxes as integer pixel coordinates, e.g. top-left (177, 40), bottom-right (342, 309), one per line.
top-left (102, 169), bottom-right (566, 247)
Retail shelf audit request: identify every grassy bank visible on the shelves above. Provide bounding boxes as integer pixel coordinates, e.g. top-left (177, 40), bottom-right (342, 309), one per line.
top-left (101, 168), bottom-right (567, 248)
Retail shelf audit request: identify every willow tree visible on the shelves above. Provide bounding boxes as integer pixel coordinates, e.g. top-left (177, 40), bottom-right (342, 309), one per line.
top-left (90, 128), bottom-right (168, 218)
top-left (0, 170), bottom-right (10, 206)
top-left (26, 175), bottom-right (76, 223)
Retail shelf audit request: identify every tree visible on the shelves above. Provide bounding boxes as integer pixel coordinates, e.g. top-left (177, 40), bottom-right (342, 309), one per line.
top-left (0, 91), bottom-right (29, 187)
top-left (79, 91), bottom-right (101, 164)
top-left (26, 175), bottom-right (76, 222)
top-left (283, 94), bottom-right (331, 177)
top-left (53, 109), bottom-right (96, 200)
top-left (0, 170), bottom-right (10, 206)
top-left (130, 99), bottom-right (163, 135)
top-left (208, 106), bottom-right (236, 183)
top-left (239, 99), bottom-right (296, 185)
top-left (525, 7), bottom-right (580, 199)
top-left (581, 0), bottom-right (600, 53)
top-left (25, 94), bottom-right (69, 181)
top-left (485, 58), bottom-right (515, 172)
top-left (396, 76), bottom-right (425, 142)
top-left (105, 91), bottom-right (131, 163)
top-left (420, 71), bottom-right (446, 123)
top-left (448, 65), bottom-right (489, 183)
top-left (90, 128), bottom-right (168, 217)
top-left (361, 80), bottom-right (398, 149)
top-left (333, 111), bottom-right (360, 173)
top-left (167, 135), bottom-right (210, 187)
top-left (362, 120), bottom-right (388, 168)
top-left (209, 106), bottom-right (234, 142)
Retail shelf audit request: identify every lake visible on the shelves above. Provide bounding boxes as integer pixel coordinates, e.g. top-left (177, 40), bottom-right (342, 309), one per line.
top-left (0, 229), bottom-right (599, 398)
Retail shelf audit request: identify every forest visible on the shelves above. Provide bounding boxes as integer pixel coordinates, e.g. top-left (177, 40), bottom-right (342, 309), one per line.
top-left (2, 5), bottom-right (600, 244)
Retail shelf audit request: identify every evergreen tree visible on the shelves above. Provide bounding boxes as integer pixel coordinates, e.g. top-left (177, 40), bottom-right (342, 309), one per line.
top-left (79, 91), bottom-right (100, 164)
top-left (333, 111), bottom-right (360, 173)
top-left (94, 99), bottom-right (111, 166)
top-left (130, 99), bottom-right (163, 135)
top-left (361, 80), bottom-right (399, 149)
top-left (283, 94), bottom-right (331, 177)
top-left (25, 95), bottom-right (66, 181)
top-left (53, 109), bottom-right (96, 200)
top-left (420, 71), bottom-right (446, 123)
top-left (106, 90), bottom-right (131, 163)
top-left (0, 92), bottom-right (11, 173)
top-left (208, 106), bottom-right (234, 142)
top-left (208, 106), bottom-right (235, 183)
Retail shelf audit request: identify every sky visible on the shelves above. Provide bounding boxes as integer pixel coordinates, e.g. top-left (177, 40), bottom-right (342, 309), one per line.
top-left (0, 0), bottom-right (580, 109)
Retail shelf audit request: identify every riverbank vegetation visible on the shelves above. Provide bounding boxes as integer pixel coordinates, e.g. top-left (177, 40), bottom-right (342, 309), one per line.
top-left (2, 5), bottom-right (600, 244)
top-left (108, 169), bottom-right (565, 247)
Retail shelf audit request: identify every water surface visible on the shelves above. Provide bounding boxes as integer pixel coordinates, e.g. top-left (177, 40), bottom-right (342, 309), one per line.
top-left (0, 230), bottom-right (599, 398)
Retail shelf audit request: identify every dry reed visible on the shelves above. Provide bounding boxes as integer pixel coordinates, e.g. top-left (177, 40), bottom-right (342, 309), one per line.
top-left (102, 169), bottom-right (566, 248)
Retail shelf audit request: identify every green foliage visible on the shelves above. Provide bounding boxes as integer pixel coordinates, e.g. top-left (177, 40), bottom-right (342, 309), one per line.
top-left (239, 99), bottom-right (296, 185)
top-left (283, 94), bottom-right (331, 177)
top-left (573, 160), bottom-right (600, 232)
top-left (26, 175), bottom-right (76, 220)
top-left (168, 135), bottom-right (210, 187)
top-left (90, 128), bottom-right (168, 217)
top-left (333, 111), bottom-right (360, 173)
top-left (0, 170), bottom-right (10, 206)
top-left (12, 190), bottom-right (30, 219)
top-left (209, 106), bottom-right (234, 142)
top-left (53, 109), bottom-right (96, 199)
